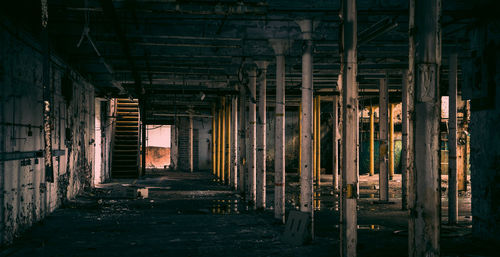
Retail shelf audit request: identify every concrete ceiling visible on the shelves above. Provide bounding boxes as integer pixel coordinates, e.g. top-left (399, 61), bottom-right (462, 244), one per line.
top-left (2, 0), bottom-right (477, 119)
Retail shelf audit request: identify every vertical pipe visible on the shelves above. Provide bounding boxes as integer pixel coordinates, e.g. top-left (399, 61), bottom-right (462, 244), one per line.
top-left (238, 85), bottom-right (247, 194)
top-left (297, 19), bottom-right (314, 239)
top-left (256, 61), bottom-right (268, 209)
top-left (247, 68), bottom-right (257, 206)
top-left (448, 53), bottom-right (458, 225)
top-left (369, 106), bottom-right (375, 176)
top-left (231, 96), bottom-right (239, 190)
top-left (379, 78), bottom-right (389, 201)
top-left (212, 104), bottom-right (216, 175)
top-left (332, 95), bottom-right (339, 191)
top-left (270, 39), bottom-right (287, 223)
top-left (340, 0), bottom-right (358, 255)
top-left (226, 98), bottom-right (231, 184)
top-left (221, 98), bottom-right (226, 183)
top-left (389, 103), bottom-right (394, 180)
top-left (408, 0), bottom-right (441, 255)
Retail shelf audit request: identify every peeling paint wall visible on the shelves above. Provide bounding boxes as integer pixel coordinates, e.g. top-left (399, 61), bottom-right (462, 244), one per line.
top-left (0, 22), bottom-right (98, 245)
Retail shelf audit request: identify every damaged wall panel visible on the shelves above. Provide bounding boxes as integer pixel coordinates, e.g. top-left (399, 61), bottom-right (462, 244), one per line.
top-left (0, 22), bottom-right (99, 245)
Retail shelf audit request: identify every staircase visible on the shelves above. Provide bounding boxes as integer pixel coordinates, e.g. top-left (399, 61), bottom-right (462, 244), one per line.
top-left (111, 98), bottom-right (140, 178)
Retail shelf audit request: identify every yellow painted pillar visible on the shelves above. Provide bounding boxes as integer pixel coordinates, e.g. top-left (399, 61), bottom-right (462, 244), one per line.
top-left (217, 103), bottom-right (222, 180)
top-left (389, 103), bottom-right (394, 180)
top-left (226, 99), bottom-right (231, 185)
top-left (299, 103), bottom-right (302, 176)
top-left (212, 104), bottom-right (216, 175)
top-left (313, 97), bottom-right (316, 180)
top-left (369, 106), bottom-right (375, 176)
top-left (221, 97), bottom-right (226, 183)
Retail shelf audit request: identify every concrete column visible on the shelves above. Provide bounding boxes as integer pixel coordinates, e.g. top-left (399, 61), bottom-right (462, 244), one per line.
top-left (379, 77), bottom-right (389, 201)
top-left (231, 96), bottom-right (239, 190)
top-left (247, 67), bottom-right (257, 206)
top-left (238, 85), bottom-right (247, 195)
top-left (332, 95), bottom-right (339, 191)
top-left (340, 0), bottom-right (358, 255)
top-left (256, 61), bottom-right (268, 209)
top-left (189, 114), bottom-right (194, 172)
top-left (270, 39), bottom-right (288, 223)
top-left (297, 19), bottom-right (314, 238)
top-left (401, 71), bottom-right (414, 211)
top-left (448, 53), bottom-right (458, 225)
top-left (408, 0), bottom-right (441, 256)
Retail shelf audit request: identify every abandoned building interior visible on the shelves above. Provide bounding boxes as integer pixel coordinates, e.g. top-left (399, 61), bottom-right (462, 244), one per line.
top-left (0, 0), bottom-right (499, 256)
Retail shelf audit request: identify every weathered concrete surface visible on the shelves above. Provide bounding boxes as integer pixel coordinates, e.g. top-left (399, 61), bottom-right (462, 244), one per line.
top-left (0, 21), bottom-right (102, 245)
top-left (1, 171), bottom-right (491, 257)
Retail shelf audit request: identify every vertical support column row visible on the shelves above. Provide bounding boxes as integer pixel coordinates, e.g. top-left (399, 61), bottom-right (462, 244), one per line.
top-left (297, 19), bottom-right (314, 239)
top-left (448, 53), bottom-right (458, 224)
top-left (408, 0), bottom-right (441, 256)
top-left (379, 78), bottom-right (389, 201)
top-left (247, 67), bottom-right (257, 207)
top-left (270, 39), bottom-right (288, 223)
top-left (256, 61), bottom-right (268, 209)
top-left (340, 0), bottom-right (358, 255)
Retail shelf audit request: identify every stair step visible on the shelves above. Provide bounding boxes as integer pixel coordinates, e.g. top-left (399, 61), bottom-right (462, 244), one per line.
top-left (117, 116), bottom-right (139, 120)
top-left (115, 125), bottom-right (139, 129)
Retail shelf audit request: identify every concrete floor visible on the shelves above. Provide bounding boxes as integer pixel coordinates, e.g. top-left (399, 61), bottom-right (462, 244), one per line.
top-left (0, 171), bottom-right (495, 257)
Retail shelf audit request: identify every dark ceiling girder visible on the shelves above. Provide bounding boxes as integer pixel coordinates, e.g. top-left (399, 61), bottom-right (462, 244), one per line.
top-left (98, 0), bottom-right (143, 96)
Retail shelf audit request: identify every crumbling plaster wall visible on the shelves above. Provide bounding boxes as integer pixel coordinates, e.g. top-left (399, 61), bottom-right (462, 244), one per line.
top-left (0, 23), bottom-right (98, 245)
